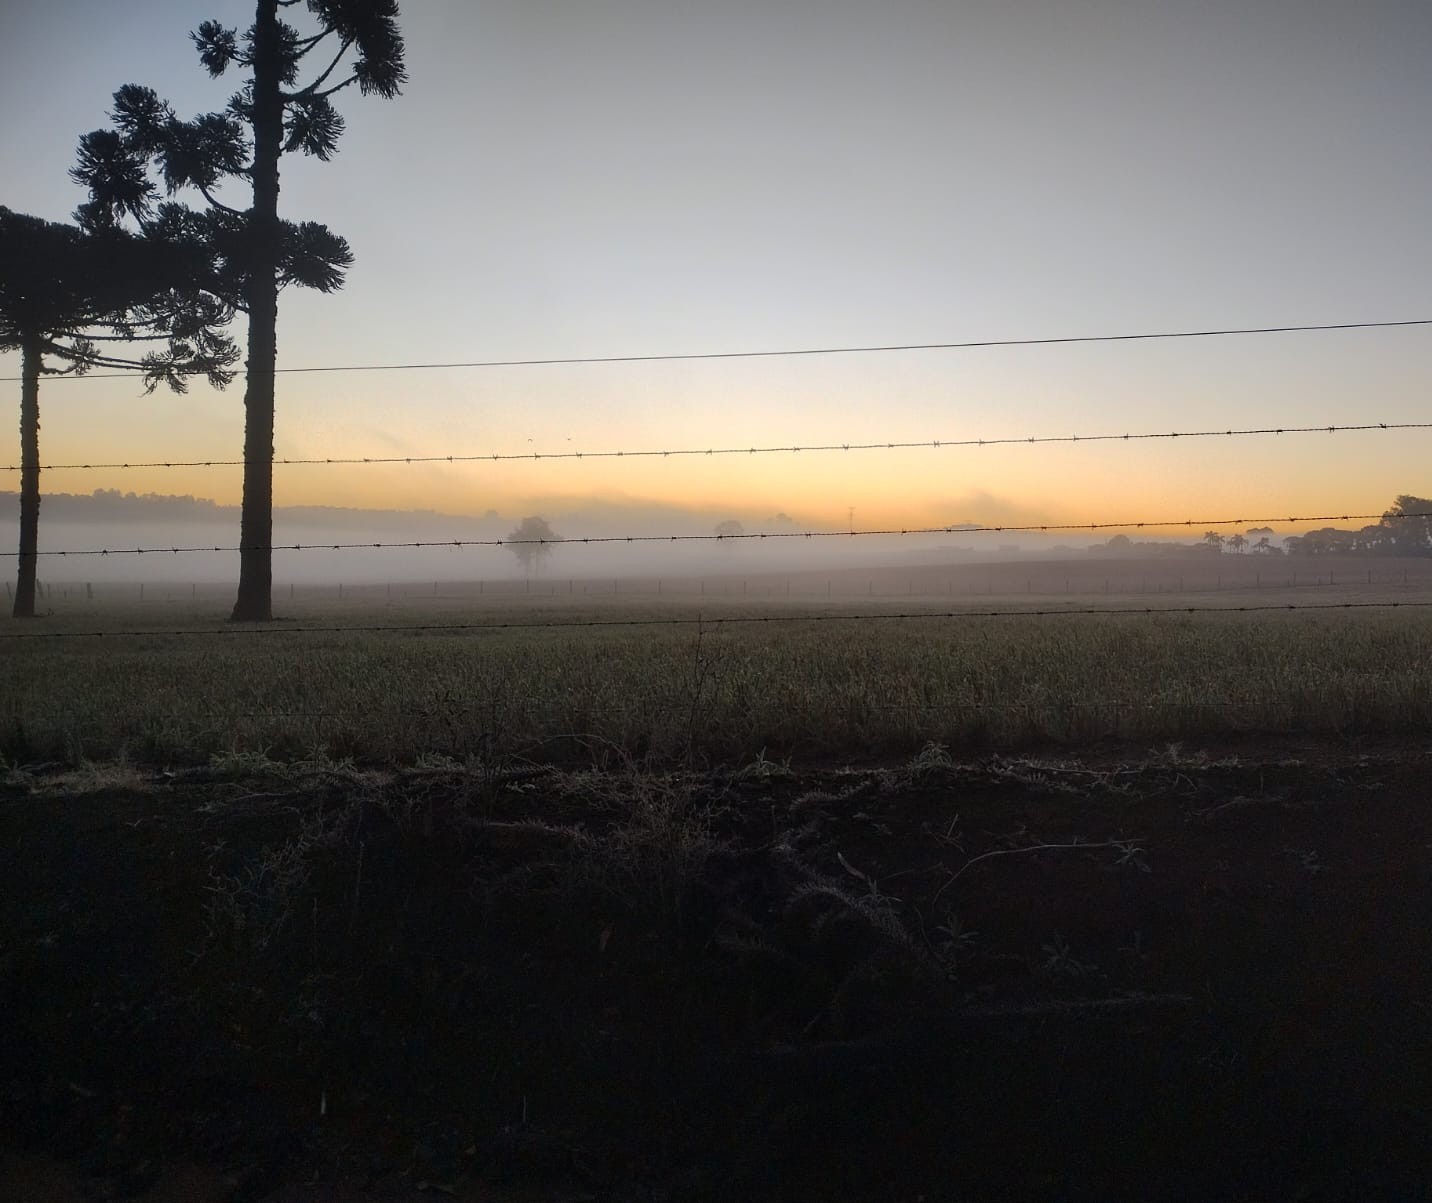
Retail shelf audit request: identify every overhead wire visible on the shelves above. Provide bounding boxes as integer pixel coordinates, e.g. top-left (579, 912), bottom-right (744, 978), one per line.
top-left (5, 317), bottom-right (1431, 384)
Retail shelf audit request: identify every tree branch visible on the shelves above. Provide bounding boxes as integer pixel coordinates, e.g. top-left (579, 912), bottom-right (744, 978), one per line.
top-left (195, 180), bottom-right (246, 217)
top-left (313, 74), bottom-right (360, 101)
top-left (293, 29), bottom-right (333, 57)
top-left (50, 350), bottom-right (156, 371)
top-left (288, 38), bottom-right (353, 98)
top-left (70, 330), bottom-right (175, 342)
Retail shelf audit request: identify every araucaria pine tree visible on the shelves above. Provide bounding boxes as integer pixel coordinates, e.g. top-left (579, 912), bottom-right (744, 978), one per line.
top-left (0, 206), bottom-right (237, 618)
top-left (74, 1), bottom-right (406, 620)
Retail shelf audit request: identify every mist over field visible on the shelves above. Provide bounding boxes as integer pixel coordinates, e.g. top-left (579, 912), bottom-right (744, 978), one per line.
top-left (0, 487), bottom-right (1214, 586)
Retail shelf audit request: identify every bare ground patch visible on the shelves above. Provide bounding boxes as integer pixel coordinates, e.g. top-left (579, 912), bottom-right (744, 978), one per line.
top-left (3, 742), bottom-right (1430, 1200)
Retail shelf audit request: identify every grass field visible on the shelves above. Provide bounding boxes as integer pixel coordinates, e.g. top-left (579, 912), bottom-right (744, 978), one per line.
top-left (5, 560), bottom-right (1432, 766)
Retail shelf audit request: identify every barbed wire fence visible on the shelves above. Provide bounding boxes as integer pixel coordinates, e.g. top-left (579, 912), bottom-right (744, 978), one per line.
top-left (6, 316), bottom-right (1432, 754)
top-left (6, 420), bottom-right (1432, 472)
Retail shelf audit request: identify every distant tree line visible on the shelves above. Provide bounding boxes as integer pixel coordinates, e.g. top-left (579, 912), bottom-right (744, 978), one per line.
top-left (1095, 496), bottom-right (1432, 559)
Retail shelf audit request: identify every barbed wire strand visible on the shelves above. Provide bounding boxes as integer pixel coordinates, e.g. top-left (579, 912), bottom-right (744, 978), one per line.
top-left (6, 318), bottom-right (1431, 385)
top-left (3, 510), bottom-right (1426, 559)
top-left (7, 420), bottom-right (1429, 473)
top-left (4, 599), bottom-right (1431, 641)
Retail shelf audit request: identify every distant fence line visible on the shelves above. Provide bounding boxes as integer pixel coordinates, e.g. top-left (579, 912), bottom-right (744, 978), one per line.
top-left (4, 564), bottom-right (1425, 607)
top-left (7, 599), bottom-right (1432, 645)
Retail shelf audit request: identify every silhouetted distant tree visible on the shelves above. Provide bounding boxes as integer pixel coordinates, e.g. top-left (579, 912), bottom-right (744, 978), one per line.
top-left (1353, 524), bottom-right (1389, 555)
top-left (507, 516), bottom-right (558, 577)
top-left (0, 206), bottom-right (235, 617)
top-left (714, 519), bottom-right (744, 542)
top-left (1202, 531), bottom-right (1224, 554)
top-left (74, 1), bottom-right (406, 621)
top-left (1226, 533), bottom-right (1247, 555)
top-left (1380, 495), bottom-right (1432, 556)
top-left (1300, 527), bottom-right (1352, 555)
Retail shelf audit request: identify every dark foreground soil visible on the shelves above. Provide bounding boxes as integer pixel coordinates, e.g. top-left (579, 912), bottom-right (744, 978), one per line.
top-left (3, 740), bottom-right (1431, 1201)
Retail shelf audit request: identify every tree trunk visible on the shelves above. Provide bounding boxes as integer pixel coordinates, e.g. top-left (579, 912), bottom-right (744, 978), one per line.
top-left (13, 335), bottom-right (42, 618)
top-left (230, 0), bottom-right (283, 622)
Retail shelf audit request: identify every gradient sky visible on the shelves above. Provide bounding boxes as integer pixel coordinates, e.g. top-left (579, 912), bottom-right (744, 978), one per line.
top-left (3, 0), bottom-right (1431, 543)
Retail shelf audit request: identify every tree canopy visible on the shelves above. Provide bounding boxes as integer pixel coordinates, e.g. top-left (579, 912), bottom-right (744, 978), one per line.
top-left (0, 205), bottom-right (236, 391)
top-left (507, 516), bottom-right (559, 576)
top-left (2, 205), bottom-right (237, 618)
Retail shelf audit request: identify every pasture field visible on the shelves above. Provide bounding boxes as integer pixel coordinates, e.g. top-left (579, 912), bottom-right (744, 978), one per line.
top-left (4, 565), bottom-right (1432, 766)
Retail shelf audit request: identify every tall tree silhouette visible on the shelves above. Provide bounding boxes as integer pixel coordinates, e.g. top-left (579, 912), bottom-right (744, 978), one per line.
top-left (0, 206), bottom-right (236, 618)
top-left (75, 1), bottom-right (405, 620)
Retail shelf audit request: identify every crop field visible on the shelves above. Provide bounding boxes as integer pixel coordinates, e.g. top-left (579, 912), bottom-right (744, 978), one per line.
top-left (5, 563), bottom-right (1432, 767)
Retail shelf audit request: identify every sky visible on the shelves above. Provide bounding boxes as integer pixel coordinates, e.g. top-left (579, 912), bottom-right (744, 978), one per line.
top-left (3, 0), bottom-right (1432, 562)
